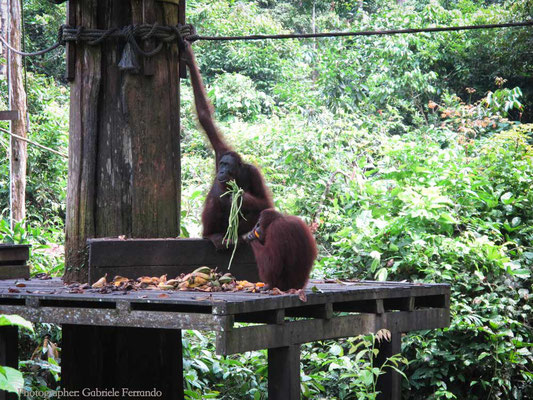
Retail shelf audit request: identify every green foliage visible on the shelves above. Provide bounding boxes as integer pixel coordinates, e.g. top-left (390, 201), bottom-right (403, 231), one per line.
top-left (0, 365), bottom-right (24, 397)
top-left (0, 315), bottom-right (34, 332)
top-left (0, 314), bottom-right (34, 397)
top-left (182, 329), bottom-right (408, 400)
top-left (188, 0), bottom-right (301, 91)
top-left (301, 330), bottom-right (408, 399)
top-left (21, 0), bottom-right (67, 80)
top-left (0, 219), bottom-right (64, 277)
top-left (182, 330), bottom-right (267, 399)
top-left (208, 73), bottom-right (272, 121)
top-left (0, 73), bottom-right (68, 227)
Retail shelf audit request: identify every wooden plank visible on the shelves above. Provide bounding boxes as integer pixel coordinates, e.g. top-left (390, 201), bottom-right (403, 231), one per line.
top-left (334, 299), bottom-right (384, 314)
top-left (384, 296), bottom-right (415, 312)
top-left (89, 263), bottom-right (259, 285)
top-left (65, 0), bottom-right (76, 81)
top-left (0, 326), bottom-right (18, 400)
top-left (0, 278), bottom-right (450, 318)
top-left (62, 325), bottom-right (184, 399)
top-left (375, 331), bottom-right (402, 400)
top-left (217, 285), bottom-right (450, 315)
top-left (0, 304), bottom-right (233, 331)
top-left (0, 265), bottom-right (29, 280)
top-left (88, 238), bottom-right (259, 283)
top-left (0, 244), bottom-right (30, 263)
top-left (236, 309), bottom-right (285, 324)
top-left (0, 110), bottom-right (19, 121)
top-left (178, 0), bottom-right (187, 79)
top-left (216, 308), bottom-right (450, 355)
top-left (0, 284), bottom-right (259, 305)
top-left (415, 294), bottom-right (447, 309)
top-left (88, 238), bottom-right (256, 266)
top-left (286, 303), bottom-right (332, 319)
top-left (63, 0), bottom-right (100, 283)
top-left (0, 283), bottom-right (450, 319)
top-left (268, 345), bottom-right (300, 400)
top-left (142, 0), bottom-right (156, 75)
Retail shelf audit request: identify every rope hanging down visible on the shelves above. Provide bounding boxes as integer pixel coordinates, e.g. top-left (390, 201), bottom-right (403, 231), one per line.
top-left (0, 20), bottom-right (532, 58)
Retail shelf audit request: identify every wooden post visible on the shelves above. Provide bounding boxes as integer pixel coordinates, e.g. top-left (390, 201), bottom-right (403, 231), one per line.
top-left (61, 325), bottom-right (184, 399)
top-left (64, 0), bottom-right (182, 282)
top-left (64, 0), bottom-right (76, 81)
top-left (375, 331), bottom-right (402, 400)
top-left (178, 0), bottom-right (187, 79)
top-left (268, 345), bottom-right (301, 400)
top-left (7, 0), bottom-right (28, 225)
top-left (0, 326), bottom-right (18, 400)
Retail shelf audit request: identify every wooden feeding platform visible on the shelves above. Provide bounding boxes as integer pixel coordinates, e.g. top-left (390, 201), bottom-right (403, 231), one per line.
top-left (0, 274), bottom-right (450, 400)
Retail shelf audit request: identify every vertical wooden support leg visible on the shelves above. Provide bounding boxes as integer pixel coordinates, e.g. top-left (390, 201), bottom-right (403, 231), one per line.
top-left (62, 325), bottom-right (184, 399)
top-left (375, 331), bottom-right (402, 400)
top-left (0, 326), bottom-right (18, 400)
top-left (178, 0), bottom-right (187, 79)
top-left (268, 345), bottom-right (300, 400)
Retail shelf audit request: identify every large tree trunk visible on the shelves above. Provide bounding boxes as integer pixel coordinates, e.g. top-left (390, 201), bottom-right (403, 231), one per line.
top-left (8, 0), bottom-right (28, 224)
top-left (64, 0), bottom-right (181, 282)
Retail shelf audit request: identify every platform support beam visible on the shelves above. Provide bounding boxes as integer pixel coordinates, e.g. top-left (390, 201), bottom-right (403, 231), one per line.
top-left (0, 326), bottom-right (18, 400)
top-left (61, 325), bottom-right (184, 399)
top-left (375, 330), bottom-right (402, 400)
top-left (268, 345), bottom-right (300, 400)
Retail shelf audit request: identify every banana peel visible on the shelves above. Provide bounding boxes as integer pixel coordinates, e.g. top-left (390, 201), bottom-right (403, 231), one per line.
top-left (92, 274), bottom-right (107, 288)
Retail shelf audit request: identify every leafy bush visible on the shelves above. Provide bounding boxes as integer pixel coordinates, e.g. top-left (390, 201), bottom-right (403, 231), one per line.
top-left (208, 73), bottom-right (272, 121)
top-left (0, 315), bottom-right (34, 396)
top-left (0, 219), bottom-right (64, 277)
top-left (182, 329), bottom-right (407, 400)
top-left (0, 73), bottom-right (68, 227)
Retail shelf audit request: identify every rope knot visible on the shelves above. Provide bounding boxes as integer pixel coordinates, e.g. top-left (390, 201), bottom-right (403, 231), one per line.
top-left (141, 22), bottom-right (159, 41)
top-left (57, 25), bottom-right (68, 45)
top-left (179, 23), bottom-right (199, 42)
top-left (75, 26), bottom-right (85, 42)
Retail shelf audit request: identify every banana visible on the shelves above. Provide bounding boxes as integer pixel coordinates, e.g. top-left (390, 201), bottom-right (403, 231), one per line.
top-left (192, 266), bottom-right (212, 275)
top-left (91, 274), bottom-right (108, 288)
top-left (218, 275), bottom-right (234, 284)
top-left (194, 276), bottom-right (208, 285)
top-left (193, 272), bottom-right (211, 280)
top-left (158, 284), bottom-right (175, 290)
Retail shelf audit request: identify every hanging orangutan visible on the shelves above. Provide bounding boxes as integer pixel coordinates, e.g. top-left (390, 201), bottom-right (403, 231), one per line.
top-left (180, 42), bottom-right (273, 250)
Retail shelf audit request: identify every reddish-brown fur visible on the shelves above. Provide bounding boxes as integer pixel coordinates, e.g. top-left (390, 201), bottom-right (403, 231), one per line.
top-left (247, 209), bottom-right (317, 291)
top-left (182, 42), bottom-right (273, 249)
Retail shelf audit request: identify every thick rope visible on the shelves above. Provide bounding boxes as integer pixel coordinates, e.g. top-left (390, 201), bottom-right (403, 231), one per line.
top-left (0, 20), bottom-right (531, 57)
top-left (197, 20), bottom-right (533, 41)
top-left (0, 34), bottom-right (62, 56)
top-left (0, 127), bottom-right (68, 158)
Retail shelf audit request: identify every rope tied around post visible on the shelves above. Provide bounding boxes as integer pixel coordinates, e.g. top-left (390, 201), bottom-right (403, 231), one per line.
top-left (61, 23), bottom-right (197, 53)
top-left (0, 23), bottom-right (197, 58)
